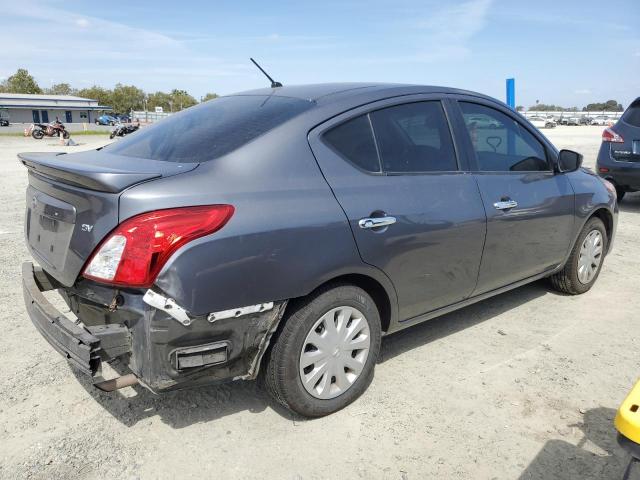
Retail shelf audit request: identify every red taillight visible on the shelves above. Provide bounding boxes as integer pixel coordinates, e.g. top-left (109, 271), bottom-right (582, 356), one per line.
top-left (602, 127), bottom-right (624, 143)
top-left (83, 205), bottom-right (234, 288)
top-left (599, 167), bottom-right (610, 173)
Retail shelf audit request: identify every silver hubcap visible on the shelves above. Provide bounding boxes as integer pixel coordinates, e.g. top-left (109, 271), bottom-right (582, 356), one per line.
top-left (578, 230), bottom-right (603, 284)
top-left (299, 306), bottom-right (371, 400)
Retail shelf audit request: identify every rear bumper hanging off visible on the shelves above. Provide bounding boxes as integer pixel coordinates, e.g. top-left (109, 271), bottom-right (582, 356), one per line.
top-left (22, 262), bottom-right (132, 383)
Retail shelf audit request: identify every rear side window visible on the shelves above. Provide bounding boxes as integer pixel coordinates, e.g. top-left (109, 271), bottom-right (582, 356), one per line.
top-left (370, 101), bottom-right (457, 172)
top-left (323, 115), bottom-right (380, 172)
top-left (622, 99), bottom-right (640, 127)
top-left (105, 95), bottom-right (313, 163)
top-left (459, 102), bottom-right (549, 172)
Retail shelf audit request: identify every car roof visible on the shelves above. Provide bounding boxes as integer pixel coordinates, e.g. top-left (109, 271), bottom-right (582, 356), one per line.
top-left (228, 82), bottom-right (495, 106)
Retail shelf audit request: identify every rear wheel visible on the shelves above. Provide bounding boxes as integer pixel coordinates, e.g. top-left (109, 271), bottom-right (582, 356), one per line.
top-left (263, 284), bottom-right (381, 417)
top-left (615, 186), bottom-right (626, 202)
top-left (31, 129), bottom-right (44, 139)
top-left (549, 217), bottom-right (607, 295)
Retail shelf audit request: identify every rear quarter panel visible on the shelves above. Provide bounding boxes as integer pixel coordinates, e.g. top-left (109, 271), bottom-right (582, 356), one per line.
top-left (119, 122), bottom-right (397, 318)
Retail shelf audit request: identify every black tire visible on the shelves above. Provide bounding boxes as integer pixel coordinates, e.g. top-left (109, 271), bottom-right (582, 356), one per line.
top-left (549, 217), bottom-right (607, 295)
top-left (109, 131), bottom-right (116, 139)
top-left (31, 129), bottom-right (44, 139)
top-left (263, 284), bottom-right (382, 417)
top-left (615, 186), bottom-right (626, 202)
top-left (95, 120), bottom-right (99, 125)
top-left (62, 130), bottom-right (70, 139)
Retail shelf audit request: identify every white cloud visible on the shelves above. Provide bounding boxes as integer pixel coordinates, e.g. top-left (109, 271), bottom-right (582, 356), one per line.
top-left (575, 88), bottom-right (591, 94)
top-left (75, 18), bottom-right (90, 28)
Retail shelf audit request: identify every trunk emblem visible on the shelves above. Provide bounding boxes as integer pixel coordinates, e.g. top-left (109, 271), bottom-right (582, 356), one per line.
top-left (81, 224), bottom-right (94, 232)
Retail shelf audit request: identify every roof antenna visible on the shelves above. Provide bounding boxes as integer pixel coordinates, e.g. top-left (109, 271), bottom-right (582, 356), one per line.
top-left (250, 58), bottom-right (283, 88)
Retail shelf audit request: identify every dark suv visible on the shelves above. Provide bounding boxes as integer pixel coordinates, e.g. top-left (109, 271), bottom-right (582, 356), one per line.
top-left (20, 84), bottom-right (617, 417)
top-left (596, 97), bottom-right (640, 200)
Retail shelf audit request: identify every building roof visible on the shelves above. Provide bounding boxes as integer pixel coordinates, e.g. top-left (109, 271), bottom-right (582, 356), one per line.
top-left (0, 93), bottom-right (97, 102)
top-left (0, 92), bottom-right (111, 110)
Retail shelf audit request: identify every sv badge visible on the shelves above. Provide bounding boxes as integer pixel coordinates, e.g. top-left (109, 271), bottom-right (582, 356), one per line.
top-left (81, 224), bottom-right (94, 232)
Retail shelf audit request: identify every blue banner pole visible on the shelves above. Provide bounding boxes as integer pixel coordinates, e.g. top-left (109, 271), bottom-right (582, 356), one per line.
top-left (506, 78), bottom-right (515, 109)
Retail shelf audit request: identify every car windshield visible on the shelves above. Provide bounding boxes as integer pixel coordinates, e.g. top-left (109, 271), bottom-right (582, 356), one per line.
top-left (105, 95), bottom-right (314, 163)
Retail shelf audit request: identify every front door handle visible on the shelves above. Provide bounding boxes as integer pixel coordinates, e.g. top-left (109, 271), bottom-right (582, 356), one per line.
top-left (493, 199), bottom-right (518, 210)
top-left (358, 216), bottom-right (397, 229)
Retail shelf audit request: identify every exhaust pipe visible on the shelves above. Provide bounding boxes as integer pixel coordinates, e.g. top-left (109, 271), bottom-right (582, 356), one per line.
top-left (94, 373), bottom-right (139, 392)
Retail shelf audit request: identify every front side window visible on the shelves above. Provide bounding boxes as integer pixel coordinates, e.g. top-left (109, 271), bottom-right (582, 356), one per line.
top-left (370, 101), bottom-right (457, 173)
top-left (459, 102), bottom-right (549, 172)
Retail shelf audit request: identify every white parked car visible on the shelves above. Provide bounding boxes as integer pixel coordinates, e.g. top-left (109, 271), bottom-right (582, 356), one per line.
top-left (591, 115), bottom-right (614, 126)
top-left (528, 116), bottom-right (556, 129)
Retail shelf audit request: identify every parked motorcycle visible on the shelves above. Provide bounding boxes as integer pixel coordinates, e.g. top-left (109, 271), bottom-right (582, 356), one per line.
top-left (109, 122), bottom-right (139, 139)
top-left (31, 121), bottom-right (70, 140)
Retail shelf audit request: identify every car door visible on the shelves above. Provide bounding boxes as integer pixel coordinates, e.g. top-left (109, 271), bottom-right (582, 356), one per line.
top-left (450, 98), bottom-right (575, 295)
top-left (309, 96), bottom-right (487, 321)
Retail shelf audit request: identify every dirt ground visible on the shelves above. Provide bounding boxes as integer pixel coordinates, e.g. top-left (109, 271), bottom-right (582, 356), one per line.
top-left (1, 126), bottom-right (638, 480)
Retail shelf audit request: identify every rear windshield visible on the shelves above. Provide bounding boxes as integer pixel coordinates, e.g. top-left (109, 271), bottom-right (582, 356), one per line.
top-left (105, 95), bottom-right (313, 162)
top-left (622, 98), bottom-right (640, 127)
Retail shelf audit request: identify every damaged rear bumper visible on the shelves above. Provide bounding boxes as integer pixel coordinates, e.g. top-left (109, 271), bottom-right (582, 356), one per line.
top-left (22, 261), bottom-right (287, 393)
top-left (22, 262), bottom-right (131, 386)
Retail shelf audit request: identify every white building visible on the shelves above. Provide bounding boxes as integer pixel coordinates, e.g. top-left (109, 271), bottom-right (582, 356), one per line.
top-left (0, 93), bottom-right (112, 124)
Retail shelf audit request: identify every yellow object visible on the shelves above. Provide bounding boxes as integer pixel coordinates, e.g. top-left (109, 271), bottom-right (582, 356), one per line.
top-left (616, 379), bottom-right (640, 444)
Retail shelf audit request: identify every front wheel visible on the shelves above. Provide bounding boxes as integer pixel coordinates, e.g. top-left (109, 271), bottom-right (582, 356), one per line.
top-left (549, 217), bottom-right (607, 295)
top-left (109, 131), bottom-right (117, 139)
top-left (263, 284), bottom-right (381, 417)
top-left (62, 130), bottom-right (70, 139)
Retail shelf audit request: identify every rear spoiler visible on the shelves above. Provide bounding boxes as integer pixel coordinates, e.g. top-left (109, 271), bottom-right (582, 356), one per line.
top-left (18, 152), bottom-right (196, 193)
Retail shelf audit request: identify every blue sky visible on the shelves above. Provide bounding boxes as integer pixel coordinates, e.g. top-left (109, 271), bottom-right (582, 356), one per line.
top-left (1, 0), bottom-right (638, 108)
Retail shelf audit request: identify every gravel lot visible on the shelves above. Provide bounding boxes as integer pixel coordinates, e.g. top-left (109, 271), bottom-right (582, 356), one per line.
top-left (1, 126), bottom-right (638, 479)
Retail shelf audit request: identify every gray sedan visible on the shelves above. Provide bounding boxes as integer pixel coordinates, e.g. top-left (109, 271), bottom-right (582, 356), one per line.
top-left (20, 83), bottom-right (617, 417)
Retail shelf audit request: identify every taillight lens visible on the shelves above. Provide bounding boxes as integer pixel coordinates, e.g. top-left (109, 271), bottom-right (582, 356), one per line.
top-left (602, 127), bottom-right (624, 143)
top-left (83, 205), bottom-right (234, 288)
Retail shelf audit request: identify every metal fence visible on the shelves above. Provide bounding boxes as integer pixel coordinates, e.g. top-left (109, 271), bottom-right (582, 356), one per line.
top-left (521, 111), bottom-right (623, 121)
top-left (130, 110), bottom-right (173, 123)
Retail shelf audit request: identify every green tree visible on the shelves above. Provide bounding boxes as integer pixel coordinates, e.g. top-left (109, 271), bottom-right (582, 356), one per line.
top-left (529, 104), bottom-right (565, 112)
top-left (45, 83), bottom-right (75, 95)
top-left (170, 89), bottom-right (197, 111)
top-left (111, 83), bottom-right (145, 113)
top-left (515, 105), bottom-right (524, 112)
top-left (77, 86), bottom-right (113, 107)
top-left (202, 92), bottom-right (219, 102)
top-left (583, 100), bottom-right (623, 112)
top-left (0, 68), bottom-right (42, 94)
top-left (147, 91), bottom-right (173, 111)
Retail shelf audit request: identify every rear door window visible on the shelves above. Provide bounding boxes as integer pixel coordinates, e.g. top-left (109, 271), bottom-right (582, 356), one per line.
top-left (105, 95), bottom-right (313, 163)
top-left (370, 101), bottom-right (457, 173)
top-left (459, 102), bottom-right (549, 172)
top-left (323, 115), bottom-right (381, 172)
top-left (622, 99), bottom-right (640, 127)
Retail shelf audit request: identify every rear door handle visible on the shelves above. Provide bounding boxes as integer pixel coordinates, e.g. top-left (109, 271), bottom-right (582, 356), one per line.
top-left (359, 216), bottom-right (397, 229)
top-left (493, 200), bottom-right (518, 210)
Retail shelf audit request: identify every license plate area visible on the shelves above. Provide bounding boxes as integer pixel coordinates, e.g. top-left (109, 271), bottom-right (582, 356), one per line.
top-left (26, 187), bottom-right (76, 271)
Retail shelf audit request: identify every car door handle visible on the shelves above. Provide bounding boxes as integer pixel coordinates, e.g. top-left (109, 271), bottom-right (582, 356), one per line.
top-left (358, 216), bottom-right (397, 229)
top-left (493, 200), bottom-right (518, 210)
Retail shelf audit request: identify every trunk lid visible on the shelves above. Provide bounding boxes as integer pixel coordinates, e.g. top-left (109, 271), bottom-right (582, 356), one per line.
top-left (21, 150), bottom-right (198, 286)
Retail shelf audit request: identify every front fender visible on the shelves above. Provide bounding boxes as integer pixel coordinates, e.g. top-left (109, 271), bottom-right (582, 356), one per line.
top-left (565, 167), bottom-right (618, 257)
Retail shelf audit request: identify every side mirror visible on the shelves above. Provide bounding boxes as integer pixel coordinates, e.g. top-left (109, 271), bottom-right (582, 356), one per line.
top-left (557, 149), bottom-right (583, 172)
